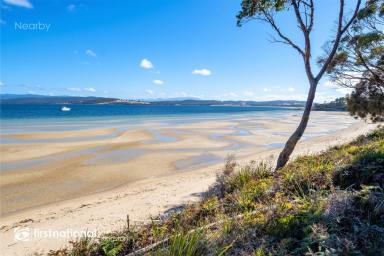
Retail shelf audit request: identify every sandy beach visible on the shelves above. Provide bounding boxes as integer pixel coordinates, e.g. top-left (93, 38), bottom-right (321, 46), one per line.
top-left (0, 111), bottom-right (379, 255)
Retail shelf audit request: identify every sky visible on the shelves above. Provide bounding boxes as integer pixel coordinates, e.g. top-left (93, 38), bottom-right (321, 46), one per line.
top-left (0, 0), bottom-right (357, 102)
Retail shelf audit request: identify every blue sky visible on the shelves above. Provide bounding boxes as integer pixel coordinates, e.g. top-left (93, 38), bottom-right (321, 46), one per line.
top-left (1, 0), bottom-right (355, 102)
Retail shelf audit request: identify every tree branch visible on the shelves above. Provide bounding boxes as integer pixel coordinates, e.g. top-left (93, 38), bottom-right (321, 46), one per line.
top-left (356, 49), bottom-right (384, 84)
top-left (292, 0), bottom-right (314, 80)
top-left (315, 0), bottom-right (362, 82)
top-left (308, 0), bottom-right (314, 32)
top-left (261, 9), bottom-right (305, 57)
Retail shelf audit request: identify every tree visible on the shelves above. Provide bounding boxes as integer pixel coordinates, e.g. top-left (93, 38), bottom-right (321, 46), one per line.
top-left (237, 0), bottom-right (362, 169)
top-left (313, 97), bottom-right (347, 111)
top-left (323, 0), bottom-right (384, 121)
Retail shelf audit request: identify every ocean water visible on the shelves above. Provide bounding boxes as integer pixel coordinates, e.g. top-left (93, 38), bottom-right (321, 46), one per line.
top-left (0, 104), bottom-right (294, 119)
top-left (0, 104), bottom-right (298, 133)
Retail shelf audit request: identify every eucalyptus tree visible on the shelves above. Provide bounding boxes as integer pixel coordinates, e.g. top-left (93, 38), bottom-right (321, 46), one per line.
top-left (237, 0), bottom-right (362, 169)
top-left (324, 0), bottom-right (384, 121)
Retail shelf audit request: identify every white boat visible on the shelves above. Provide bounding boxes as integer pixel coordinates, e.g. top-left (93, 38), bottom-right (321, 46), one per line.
top-left (61, 106), bottom-right (71, 111)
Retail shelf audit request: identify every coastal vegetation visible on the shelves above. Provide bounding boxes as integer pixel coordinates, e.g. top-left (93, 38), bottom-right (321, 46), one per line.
top-left (50, 127), bottom-right (384, 256)
top-left (313, 97), bottom-right (347, 111)
top-left (323, 0), bottom-right (384, 122)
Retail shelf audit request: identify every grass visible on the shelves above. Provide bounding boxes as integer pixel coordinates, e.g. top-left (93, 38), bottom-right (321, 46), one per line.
top-left (49, 127), bottom-right (384, 256)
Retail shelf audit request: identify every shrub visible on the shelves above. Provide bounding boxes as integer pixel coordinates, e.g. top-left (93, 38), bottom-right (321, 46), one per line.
top-left (156, 228), bottom-right (208, 256)
top-left (280, 155), bottom-right (335, 197)
top-left (49, 128), bottom-right (384, 256)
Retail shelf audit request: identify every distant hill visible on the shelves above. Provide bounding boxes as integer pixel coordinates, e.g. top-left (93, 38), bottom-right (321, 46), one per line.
top-left (149, 99), bottom-right (306, 107)
top-left (148, 97), bottom-right (201, 102)
top-left (0, 94), bottom-right (49, 100)
top-left (0, 94), bottom-right (147, 105)
top-left (0, 94), bottom-right (306, 107)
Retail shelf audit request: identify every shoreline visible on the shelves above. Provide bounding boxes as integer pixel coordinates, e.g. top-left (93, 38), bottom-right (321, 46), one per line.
top-left (0, 119), bottom-right (380, 255)
top-left (1, 111), bottom-right (320, 215)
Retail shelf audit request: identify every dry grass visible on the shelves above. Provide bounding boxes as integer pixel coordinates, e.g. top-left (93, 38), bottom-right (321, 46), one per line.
top-left (49, 127), bottom-right (384, 256)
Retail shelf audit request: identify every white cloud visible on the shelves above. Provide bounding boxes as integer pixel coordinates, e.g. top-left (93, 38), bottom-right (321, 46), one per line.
top-left (263, 88), bottom-right (269, 92)
top-left (214, 92), bottom-right (240, 100)
top-left (259, 93), bottom-right (308, 101)
top-left (67, 4), bottom-right (76, 12)
top-left (336, 87), bottom-right (353, 95)
top-left (322, 80), bottom-right (353, 96)
top-left (314, 91), bottom-right (338, 103)
top-left (3, 0), bottom-right (33, 8)
top-left (288, 87), bottom-right (295, 92)
top-left (0, 81), bottom-right (3, 87)
top-left (142, 90), bottom-right (201, 99)
top-left (84, 87), bottom-right (96, 92)
top-left (140, 59), bottom-right (153, 69)
top-left (211, 89), bottom-right (310, 102)
top-left (66, 87), bottom-right (82, 92)
top-left (153, 79), bottom-right (164, 85)
top-left (85, 49), bottom-right (97, 58)
top-left (323, 80), bottom-right (337, 88)
top-left (192, 69), bottom-right (211, 76)
top-left (66, 87), bottom-right (96, 93)
top-left (322, 72), bottom-right (361, 88)
top-left (179, 91), bottom-right (187, 97)
top-left (243, 91), bottom-right (254, 97)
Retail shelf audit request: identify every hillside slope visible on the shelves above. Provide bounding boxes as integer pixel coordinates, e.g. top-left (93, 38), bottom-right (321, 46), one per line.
top-left (51, 128), bottom-right (384, 256)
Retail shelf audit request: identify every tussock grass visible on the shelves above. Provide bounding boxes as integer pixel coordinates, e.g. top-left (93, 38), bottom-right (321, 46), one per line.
top-left (49, 127), bottom-right (384, 256)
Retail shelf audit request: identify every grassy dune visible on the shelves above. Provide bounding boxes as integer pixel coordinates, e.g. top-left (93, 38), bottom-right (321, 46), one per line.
top-left (51, 127), bottom-right (384, 256)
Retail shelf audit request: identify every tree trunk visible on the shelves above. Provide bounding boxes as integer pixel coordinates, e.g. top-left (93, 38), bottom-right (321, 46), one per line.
top-left (275, 79), bottom-right (318, 170)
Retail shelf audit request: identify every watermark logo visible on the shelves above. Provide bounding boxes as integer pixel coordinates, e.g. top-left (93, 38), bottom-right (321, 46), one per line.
top-left (14, 22), bottom-right (51, 31)
top-left (14, 227), bottom-right (31, 241)
top-left (13, 227), bottom-right (97, 242)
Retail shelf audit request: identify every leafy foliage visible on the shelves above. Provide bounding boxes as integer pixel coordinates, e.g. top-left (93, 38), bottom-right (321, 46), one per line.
top-left (347, 78), bottom-right (384, 122)
top-left (236, 0), bottom-right (289, 26)
top-left (324, 0), bottom-right (384, 122)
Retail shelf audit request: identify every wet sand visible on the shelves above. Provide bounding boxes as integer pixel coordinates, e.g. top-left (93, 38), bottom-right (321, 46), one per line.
top-left (0, 111), bottom-right (379, 255)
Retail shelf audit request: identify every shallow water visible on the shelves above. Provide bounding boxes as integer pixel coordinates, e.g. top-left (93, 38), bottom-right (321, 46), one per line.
top-left (84, 148), bottom-right (148, 165)
top-left (1, 146), bottom-right (104, 172)
top-left (0, 109), bottom-right (360, 174)
top-left (0, 128), bottom-right (125, 144)
top-left (145, 128), bottom-right (178, 143)
top-left (174, 153), bottom-right (224, 170)
top-left (0, 110), bottom-right (362, 215)
top-left (266, 143), bottom-right (286, 149)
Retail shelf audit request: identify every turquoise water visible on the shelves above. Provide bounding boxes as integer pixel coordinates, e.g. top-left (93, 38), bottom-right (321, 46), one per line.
top-left (0, 104), bottom-right (299, 133)
top-left (0, 104), bottom-right (295, 119)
